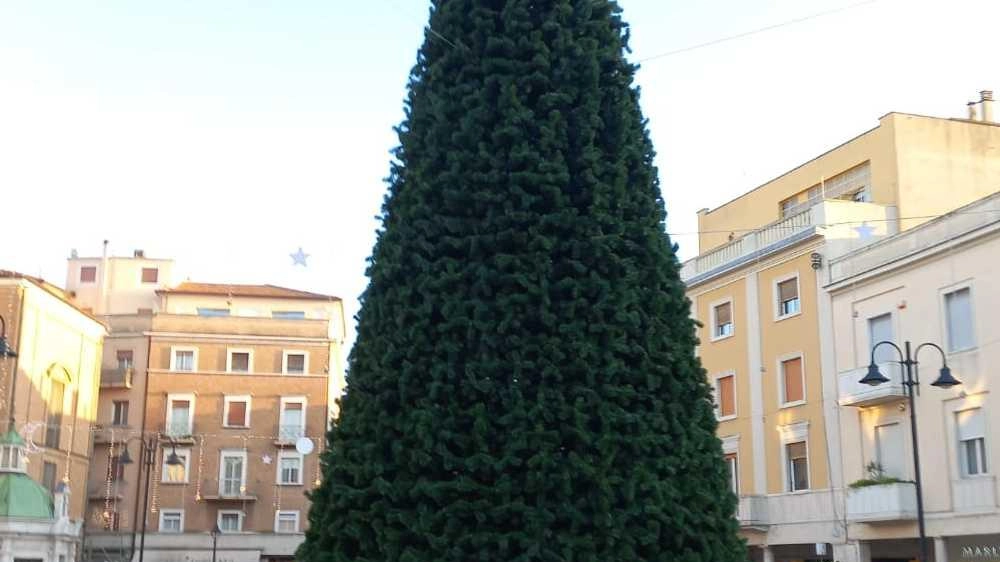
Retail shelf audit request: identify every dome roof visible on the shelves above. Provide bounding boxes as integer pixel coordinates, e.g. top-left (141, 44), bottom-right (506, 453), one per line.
top-left (0, 472), bottom-right (54, 519)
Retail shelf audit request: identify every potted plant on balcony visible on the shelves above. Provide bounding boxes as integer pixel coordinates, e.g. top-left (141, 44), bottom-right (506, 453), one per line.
top-left (848, 462), bottom-right (906, 489)
top-left (846, 462), bottom-right (918, 522)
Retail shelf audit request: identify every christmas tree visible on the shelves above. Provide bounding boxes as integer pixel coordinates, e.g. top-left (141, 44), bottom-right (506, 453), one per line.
top-left (300, 1), bottom-right (744, 560)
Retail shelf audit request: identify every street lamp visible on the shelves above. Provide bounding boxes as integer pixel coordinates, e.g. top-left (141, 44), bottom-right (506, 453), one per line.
top-left (859, 340), bottom-right (961, 562)
top-left (211, 523), bottom-right (221, 562)
top-left (119, 437), bottom-right (184, 562)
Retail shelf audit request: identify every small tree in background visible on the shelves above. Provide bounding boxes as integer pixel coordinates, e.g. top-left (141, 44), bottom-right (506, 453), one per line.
top-left (300, 1), bottom-right (745, 560)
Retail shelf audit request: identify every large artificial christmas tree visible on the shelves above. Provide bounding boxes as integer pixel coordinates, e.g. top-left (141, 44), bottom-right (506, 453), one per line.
top-left (301, 1), bottom-right (744, 560)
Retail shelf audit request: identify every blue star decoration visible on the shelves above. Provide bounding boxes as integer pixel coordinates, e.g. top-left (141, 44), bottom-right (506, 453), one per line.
top-left (290, 247), bottom-right (310, 267)
top-left (854, 223), bottom-right (877, 240)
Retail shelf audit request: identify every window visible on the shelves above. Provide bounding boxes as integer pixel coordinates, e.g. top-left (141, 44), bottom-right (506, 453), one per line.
top-left (112, 401), bottom-right (129, 426)
top-left (283, 351), bottom-right (308, 375)
top-left (0, 444), bottom-right (24, 471)
top-left (224, 396), bottom-right (251, 428)
top-left (875, 423), bottom-right (905, 478)
top-left (227, 349), bottom-right (252, 373)
top-left (162, 448), bottom-right (190, 483)
top-left (714, 374), bottom-right (736, 419)
top-left (141, 268), bottom-right (159, 283)
top-left (275, 510), bottom-right (300, 533)
top-left (279, 398), bottom-right (306, 441)
top-left (272, 311), bottom-right (306, 320)
top-left (43, 461), bottom-right (57, 492)
top-left (958, 409), bottom-right (988, 477)
top-left (102, 511), bottom-right (120, 531)
top-left (780, 356), bottom-right (805, 405)
top-left (166, 395), bottom-right (194, 437)
top-left (197, 308), bottom-right (230, 317)
top-left (776, 276), bottom-right (800, 318)
top-left (278, 452), bottom-right (303, 485)
top-left (712, 301), bottom-right (734, 339)
top-left (109, 455), bottom-right (125, 482)
top-left (218, 510), bottom-right (243, 533)
top-left (945, 287), bottom-right (975, 352)
top-left (45, 380), bottom-right (64, 449)
top-left (786, 441), bottom-right (809, 491)
top-left (79, 266), bottom-right (97, 283)
top-left (868, 313), bottom-right (897, 379)
top-left (779, 197), bottom-right (798, 218)
top-left (159, 510), bottom-right (183, 533)
top-left (116, 349), bottom-right (134, 370)
top-left (219, 451), bottom-right (247, 496)
top-left (724, 453), bottom-right (738, 495)
top-left (170, 347), bottom-right (197, 372)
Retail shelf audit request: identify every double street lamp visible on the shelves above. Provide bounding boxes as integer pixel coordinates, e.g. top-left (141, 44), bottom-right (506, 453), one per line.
top-left (859, 340), bottom-right (961, 562)
top-left (116, 436), bottom-right (183, 562)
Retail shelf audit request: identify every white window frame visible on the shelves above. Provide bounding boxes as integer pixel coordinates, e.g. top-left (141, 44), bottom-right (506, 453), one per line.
top-left (219, 450), bottom-right (248, 496)
top-left (955, 406), bottom-right (990, 478)
top-left (778, 421), bottom-right (810, 493)
top-left (279, 397), bottom-right (307, 441)
top-left (773, 272), bottom-right (802, 321)
top-left (158, 509), bottom-right (184, 533)
top-left (223, 395), bottom-right (252, 428)
top-left (709, 297), bottom-right (735, 342)
top-left (161, 447), bottom-right (191, 484)
top-left (282, 350), bottom-right (310, 375)
top-left (721, 435), bottom-right (740, 496)
top-left (277, 451), bottom-right (304, 485)
top-left (941, 282), bottom-right (977, 354)
top-left (217, 510), bottom-right (244, 533)
top-left (111, 400), bottom-right (129, 426)
top-left (777, 352), bottom-right (806, 408)
top-left (712, 371), bottom-right (737, 421)
top-left (165, 393), bottom-right (195, 437)
top-left (169, 346), bottom-right (198, 372)
top-left (226, 348), bottom-right (254, 374)
top-left (274, 510), bottom-right (300, 533)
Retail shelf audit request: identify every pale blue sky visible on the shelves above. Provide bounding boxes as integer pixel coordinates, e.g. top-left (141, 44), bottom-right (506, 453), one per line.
top-left (2, 0), bottom-right (998, 352)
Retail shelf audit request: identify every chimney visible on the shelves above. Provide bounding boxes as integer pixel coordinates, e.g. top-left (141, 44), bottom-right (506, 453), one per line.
top-left (968, 101), bottom-right (978, 121)
top-left (980, 90), bottom-right (994, 122)
top-left (134, 249), bottom-right (145, 258)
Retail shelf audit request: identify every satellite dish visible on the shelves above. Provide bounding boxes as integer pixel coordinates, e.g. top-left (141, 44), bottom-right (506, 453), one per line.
top-left (295, 437), bottom-right (315, 455)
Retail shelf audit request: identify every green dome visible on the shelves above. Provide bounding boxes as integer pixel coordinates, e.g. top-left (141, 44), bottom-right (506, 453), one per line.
top-left (0, 472), bottom-right (54, 519)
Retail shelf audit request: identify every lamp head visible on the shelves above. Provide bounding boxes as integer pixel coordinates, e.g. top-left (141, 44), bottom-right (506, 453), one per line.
top-left (859, 363), bottom-right (890, 386)
top-left (931, 365), bottom-right (962, 389)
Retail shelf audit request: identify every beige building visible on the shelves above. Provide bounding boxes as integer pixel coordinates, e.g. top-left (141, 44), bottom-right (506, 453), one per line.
top-left (0, 270), bottom-right (107, 560)
top-left (683, 94), bottom-right (1000, 562)
top-left (827, 191), bottom-right (1000, 561)
top-left (68, 254), bottom-right (346, 562)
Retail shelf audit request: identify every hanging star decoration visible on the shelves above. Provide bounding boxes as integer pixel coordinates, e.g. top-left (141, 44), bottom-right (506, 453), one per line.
top-left (853, 222), bottom-right (877, 240)
top-left (262, 454), bottom-right (273, 465)
top-left (290, 247), bottom-right (309, 267)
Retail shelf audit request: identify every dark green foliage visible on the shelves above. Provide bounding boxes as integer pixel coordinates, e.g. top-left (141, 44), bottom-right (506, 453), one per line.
top-left (300, 1), bottom-right (744, 560)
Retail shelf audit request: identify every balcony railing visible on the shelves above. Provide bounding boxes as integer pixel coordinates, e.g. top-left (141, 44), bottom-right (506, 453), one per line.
top-left (278, 425), bottom-right (304, 442)
top-left (165, 422), bottom-right (193, 438)
top-left (736, 495), bottom-right (769, 527)
top-left (101, 368), bottom-right (133, 389)
top-left (952, 476), bottom-right (998, 512)
top-left (838, 362), bottom-right (906, 407)
top-left (846, 482), bottom-right (917, 523)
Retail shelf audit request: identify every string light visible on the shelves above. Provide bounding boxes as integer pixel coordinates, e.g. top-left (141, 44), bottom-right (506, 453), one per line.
top-left (150, 433), bottom-right (162, 514)
top-left (195, 435), bottom-right (205, 502)
top-left (103, 429), bottom-right (114, 527)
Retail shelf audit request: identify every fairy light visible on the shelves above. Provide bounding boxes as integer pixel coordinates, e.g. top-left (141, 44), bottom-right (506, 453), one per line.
top-left (150, 434), bottom-right (162, 514)
top-left (195, 435), bottom-right (205, 502)
top-left (103, 429), bottom-right (114, 525)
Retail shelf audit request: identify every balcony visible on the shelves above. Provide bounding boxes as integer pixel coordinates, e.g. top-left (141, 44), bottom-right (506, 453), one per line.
top-left (200, 479), bottom-right (257, 502)
top-left (681, 200), bottom-right (895, 285)
top-left (737, 495), bottom-right (769, 527)
top-left (275, 424), bottom-right (304, 446)
top-left (164, 422), bottom-right (194, 443)
top-left (952, 477), bottom-right (998, 512)
top-left (846, 482), bottom-right (917, 523)
top-left (838, 362), bottom-right (906, 407)
top-left (101, 367), bottom-right (133, 389)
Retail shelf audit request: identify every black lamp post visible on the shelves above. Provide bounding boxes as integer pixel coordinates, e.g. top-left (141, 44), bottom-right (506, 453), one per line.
top-left (859, 340), bottom-right (961, 562)
top-left (211, 523), bottom-right (221, 562)
top-left (119, 436), bottom-right (183, 562)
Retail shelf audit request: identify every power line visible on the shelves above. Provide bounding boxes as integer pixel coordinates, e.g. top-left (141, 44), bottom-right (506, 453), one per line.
top-left (636, 0), bottom-right (881, 63)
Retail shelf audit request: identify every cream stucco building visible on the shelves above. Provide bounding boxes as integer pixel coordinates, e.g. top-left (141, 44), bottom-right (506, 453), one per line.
top-left (683, 93), bottom-right (1000, 562)
top-left (826, 191), bottom-right (1000, 562)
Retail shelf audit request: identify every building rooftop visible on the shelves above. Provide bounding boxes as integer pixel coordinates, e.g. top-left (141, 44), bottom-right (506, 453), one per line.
top-left (0, 270), bottom-right (103, 325)
top-left (158, 281), bottom-right (340, 302)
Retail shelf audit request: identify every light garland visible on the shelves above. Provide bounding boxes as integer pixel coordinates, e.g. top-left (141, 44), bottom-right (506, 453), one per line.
top-left (195, 434), bottom-right (205, 502)
top-left (150, 433), bottom-right (162, 514)
top-left (103, 428), bottom-right (115, 527)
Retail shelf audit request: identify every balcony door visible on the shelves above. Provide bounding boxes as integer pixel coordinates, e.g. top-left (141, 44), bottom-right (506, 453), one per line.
top-left (874, 422), bottom-right (905, 478)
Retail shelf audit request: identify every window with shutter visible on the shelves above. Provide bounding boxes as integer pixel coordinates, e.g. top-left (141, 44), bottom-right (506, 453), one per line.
top-left (781, 357), bottom-right (804, 405)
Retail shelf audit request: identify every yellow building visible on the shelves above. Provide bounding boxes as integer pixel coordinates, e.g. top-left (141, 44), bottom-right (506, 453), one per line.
top-left (683, 93), bottom-right (1000, 562)
top-left (0, 270), bottom-right (107, 559)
